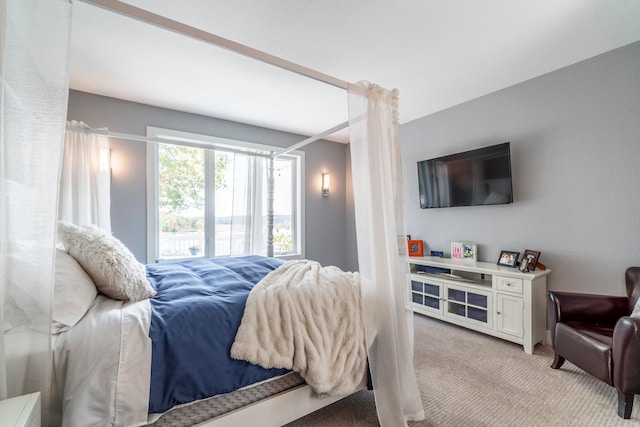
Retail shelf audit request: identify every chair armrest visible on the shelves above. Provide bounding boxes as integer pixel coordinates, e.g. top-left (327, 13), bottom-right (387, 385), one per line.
top-left (548, 291), bottom-right (629, 323)
top-left (613, 317), bottom-right (640, 393)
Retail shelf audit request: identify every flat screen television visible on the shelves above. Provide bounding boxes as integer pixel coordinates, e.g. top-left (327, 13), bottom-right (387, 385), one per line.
top-left (417, 142), bottom-right (513, 209)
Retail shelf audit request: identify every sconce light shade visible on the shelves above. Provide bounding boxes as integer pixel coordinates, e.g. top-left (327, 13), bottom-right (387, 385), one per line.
top-left (322, 173), bottom-right (330, 197)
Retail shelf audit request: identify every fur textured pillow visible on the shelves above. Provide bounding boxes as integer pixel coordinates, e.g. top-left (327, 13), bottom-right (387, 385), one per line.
top-left (57, 222), bottom-right (156, 302)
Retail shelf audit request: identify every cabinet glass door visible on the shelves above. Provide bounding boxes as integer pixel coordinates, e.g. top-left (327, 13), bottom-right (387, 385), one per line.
top-left (468, 306), bottom-right (488, 323)
top-left (411, 281), bottom-right (424, 305)
top-left (423, 283), bottom-right (441, 310)
top-left (445, 285), bottom-right (491, 327)
top-left (410, 279), bottom-right (442, 313)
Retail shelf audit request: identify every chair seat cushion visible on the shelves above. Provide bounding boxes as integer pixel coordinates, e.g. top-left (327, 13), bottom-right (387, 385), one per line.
top-left (555, 321), bottom-right (615, 385)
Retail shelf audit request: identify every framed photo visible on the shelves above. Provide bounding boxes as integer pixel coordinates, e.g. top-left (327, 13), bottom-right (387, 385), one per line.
top-left (497, 250), bottom-right (520, 267)
top-left (408, 240), bottom-right (424, 257)
top-left (462, 242), bottom-right (477, 261)
top-left (451, 242), bottom-right (477, 261)
top-left (519, 257), bottom-right (529, 273)
top-left (522, 249), bottom-right (541, 271)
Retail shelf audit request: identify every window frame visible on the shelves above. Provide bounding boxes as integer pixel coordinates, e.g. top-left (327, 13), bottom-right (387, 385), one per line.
top-left (146, 126), bottom-right (305, 263)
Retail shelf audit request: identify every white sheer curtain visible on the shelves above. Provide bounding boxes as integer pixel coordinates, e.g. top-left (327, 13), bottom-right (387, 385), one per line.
top-left (348, 82), bottom-right (425, 426)
top-left (0, 0), bottom-right (71, 422)
top-left (59, 121), bottom-right (111, 232)
top-left (229, 154), bottom-right (267, 255)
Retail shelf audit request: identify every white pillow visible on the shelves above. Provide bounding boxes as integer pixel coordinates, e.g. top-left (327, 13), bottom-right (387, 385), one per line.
top-left (57, 222), bottom-right (156, 302)
top-left (53, 249), bottom-right (98, 333)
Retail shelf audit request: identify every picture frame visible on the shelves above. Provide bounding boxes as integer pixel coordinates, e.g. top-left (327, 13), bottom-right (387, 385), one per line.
top-left (519, 257), bottom-right (529, 273)
top-left (462, 242), bottom-right (477, 262)
top-left (497, 250), bottom-right (520, 267)
top-left (522, 249), bottom-right (541, 271)
top-left (408, 240), bottom-right (424, 257)
top-left (451, 241), bottom-right (477, 262)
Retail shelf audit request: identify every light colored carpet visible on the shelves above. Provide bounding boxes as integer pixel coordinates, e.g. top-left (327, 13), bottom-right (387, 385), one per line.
top-left (285, 314), bottom-right (640, 426)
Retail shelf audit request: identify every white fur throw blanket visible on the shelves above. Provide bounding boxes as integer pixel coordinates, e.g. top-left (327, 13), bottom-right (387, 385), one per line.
top-left (231, 259), bottom-right (366, 396)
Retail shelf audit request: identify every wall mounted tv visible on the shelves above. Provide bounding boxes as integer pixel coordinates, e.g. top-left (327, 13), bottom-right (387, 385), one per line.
top-left (417, 142), bottom-right (513, 209)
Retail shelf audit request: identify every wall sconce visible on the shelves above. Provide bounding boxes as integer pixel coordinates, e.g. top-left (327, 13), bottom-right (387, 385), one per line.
top-left (322, 173), bottom-right (330, 197)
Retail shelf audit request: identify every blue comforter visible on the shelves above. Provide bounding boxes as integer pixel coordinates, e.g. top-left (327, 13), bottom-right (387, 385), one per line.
top-left (146, 255), bottom-right (288, 414)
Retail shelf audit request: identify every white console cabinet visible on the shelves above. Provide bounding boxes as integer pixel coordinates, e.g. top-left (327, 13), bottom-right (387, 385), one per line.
top-left (406, 256), bottom-right (551, 354)
top-left (0, 392), bottom-right (40, 427)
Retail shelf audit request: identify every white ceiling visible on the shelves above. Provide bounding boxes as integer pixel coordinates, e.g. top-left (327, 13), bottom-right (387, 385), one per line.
top-left (69, 0), bottom-right (640, 143)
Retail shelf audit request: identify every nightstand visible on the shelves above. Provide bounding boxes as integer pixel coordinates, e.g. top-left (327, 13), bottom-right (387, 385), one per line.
top-left (0, 392), bottom-right (40, 427)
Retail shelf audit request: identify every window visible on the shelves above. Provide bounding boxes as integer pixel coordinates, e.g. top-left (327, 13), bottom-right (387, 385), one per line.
top-left (146, 127), bottom-right (304, 262)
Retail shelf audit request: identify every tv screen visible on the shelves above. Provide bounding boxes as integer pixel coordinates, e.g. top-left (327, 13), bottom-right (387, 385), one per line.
top-left (417, 142), bottom-right (513, 209)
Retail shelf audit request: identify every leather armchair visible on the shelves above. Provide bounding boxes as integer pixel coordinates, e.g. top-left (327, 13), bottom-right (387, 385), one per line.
top-left (547, 267), bottom-right (640, 419)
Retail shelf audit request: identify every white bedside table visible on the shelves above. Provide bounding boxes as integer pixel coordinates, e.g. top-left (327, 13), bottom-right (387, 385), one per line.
top-left (0, 392), bottom-right (40, 427)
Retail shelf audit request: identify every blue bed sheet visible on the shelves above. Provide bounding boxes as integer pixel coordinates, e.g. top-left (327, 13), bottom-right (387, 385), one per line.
top-left (146, 255), bottom-right (287, 414)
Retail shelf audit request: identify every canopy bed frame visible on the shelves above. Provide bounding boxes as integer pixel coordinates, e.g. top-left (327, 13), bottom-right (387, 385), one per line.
top-left (31, 0), bottom-right (424, 426)
top-left (63, 1), bottom-right (359, 425)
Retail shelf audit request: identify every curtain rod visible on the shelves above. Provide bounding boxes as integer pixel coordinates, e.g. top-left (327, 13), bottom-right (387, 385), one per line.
top-left (67, 120), bottom-right (349, 158)
top-left (65, 125), bottom-right (274, 158)
top-left (78, 0), bottom-right (350, 91)
top-left (272, 121), bottom-right (349, 158)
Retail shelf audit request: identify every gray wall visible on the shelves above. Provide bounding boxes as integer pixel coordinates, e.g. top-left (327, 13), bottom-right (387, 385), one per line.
top-left (67, 40), bottom-right (640, 288)
top-left (400, 41), bottom-right (640, 295)
top-left (67, 90), bottom-right (349, 270)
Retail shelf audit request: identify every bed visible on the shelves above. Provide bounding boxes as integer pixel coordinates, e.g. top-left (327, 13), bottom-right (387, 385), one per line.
top-left (8, 2), bottom-right (423, 426)
top-left (50, 223), bottom-right (366, 427)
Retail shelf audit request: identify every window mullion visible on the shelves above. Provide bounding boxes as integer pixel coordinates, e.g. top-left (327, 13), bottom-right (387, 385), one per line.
top-left (204, 150), bottom-right (216, 257)
top-left (291, 157), bottom-right (299, 255)
top-left (146, 143), bottom-right (159, 263)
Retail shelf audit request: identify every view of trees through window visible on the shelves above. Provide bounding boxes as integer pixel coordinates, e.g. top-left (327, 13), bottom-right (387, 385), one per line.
top-left (157, 143), bottom-right (295, 259)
